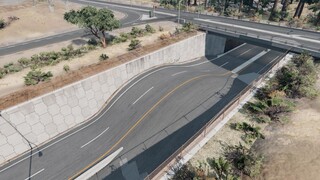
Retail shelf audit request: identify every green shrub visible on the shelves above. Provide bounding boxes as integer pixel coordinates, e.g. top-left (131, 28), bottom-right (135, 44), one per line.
top-left (231, 122), bottom-right (265, 144)
top-left (112, 33), bottom-right (129, 44)
top-left (245, 95), bottom-right (294, 121)
top-left (128, 39), bottom-right (141, 51)
top-left (182, 22), bottom-right (197, 32)
top-left (145, 24), bottom-right (156, 33)
top-left (0, 19), bottom-right (5, 29)
top-left (87, 38), bottom-right (99, 46)
top-left (99, 54), bottom-right (109, 61)
top-left (276, 52), bottom-right (318, 98)
top-left (225, 143), bottom-right (264, 177)
top-left (24, 69), bottom-right (53, 86)
top-left (172, 164), bottom-right (196, 180)
top-left (63, 65), bottom-right (70, 72)
top-left (130, 27), bottom-right (144, 38)
top-left (207, 157), bottom-right (238, 179)
top-left (269, 10), bottom-right (281, 22)
top-left (18, 58), bottom-right (31, 68)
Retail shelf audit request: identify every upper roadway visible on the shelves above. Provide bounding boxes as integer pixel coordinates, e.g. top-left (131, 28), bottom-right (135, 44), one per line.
top-left (0, 44), bottom-right (286, 180)
top-left (0, 0), bottom-right (319, 58)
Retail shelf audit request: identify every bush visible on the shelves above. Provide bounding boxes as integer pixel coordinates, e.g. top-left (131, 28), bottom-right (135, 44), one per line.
top-left (231, 122), bottom-right (265, 144)
top-left (276, 52), bottom-right (318, 98)
top-left (159, 26), bottom-right (164, 32)
top-left (159, 33), bottom-right (171, 40)
top-left (87, 38), bottom-right (99, 46)
top-left (182, 22), bottom-right (197, 32)
top-left (130, 27), bottom-right (145, 38)
top-left (63, 65), bottom-right (70, 72)
top-left (245, 95), bottom-right (294, 121)
top-left (112, 33), bottom-right (129, 44)
top-left (99, 53), bottom-right (109, 61)
top-left (225, 143), bottom-right (264, 177)
top-left (128, 39), bottom-right (141, 51)
top-left (24, 69), bottom-right (53, 86)
top-left (269, 10), bottom-right (281, 22)
top-left (18, 58), bottom-right (31, 68)
top-left (172, 164), bottom-right (196, 180)
top-left (207, 157), bottom-right (238, 179)
top-left (145, 24), bottom-right (156, 33)
top-left (0, 19), bottom-right (5, 29)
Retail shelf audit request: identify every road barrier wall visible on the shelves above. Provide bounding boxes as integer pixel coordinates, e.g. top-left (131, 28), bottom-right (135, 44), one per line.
top-left (0, 33), bottom-right (206, 165)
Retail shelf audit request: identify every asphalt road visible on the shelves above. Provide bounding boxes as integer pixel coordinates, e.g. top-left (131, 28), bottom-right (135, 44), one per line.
top-left (75, 0), bottom-right (320, 55)
top-left (0, 1), bottom-right (171, 57)
top-left (0, 44), bottom-right (286, 180)
top-left (1, 0), bottom-right (319, 58)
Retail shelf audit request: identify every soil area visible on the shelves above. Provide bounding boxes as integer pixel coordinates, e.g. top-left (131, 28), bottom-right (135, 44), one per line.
top-left (190, 71), bottom-right (320, 180)
top-left (253, 96), bottom-right (320, 180)
top-left (0, 21), bottom-right (181, 97)
top-left (0, 0), bottom-right (125, 46)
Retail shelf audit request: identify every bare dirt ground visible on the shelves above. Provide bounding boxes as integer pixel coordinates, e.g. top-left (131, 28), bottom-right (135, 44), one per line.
top-left (190, 69), bottom-right (320, 179)
top-left (0, 0), bottom-right (125, 46)
top-left (0, 21), bottom-right (180, 97)
top-left (254, 96), bottom-right (320, 180)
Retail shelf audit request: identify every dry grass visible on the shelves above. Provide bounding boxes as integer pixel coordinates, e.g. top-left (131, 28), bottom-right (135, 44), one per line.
top-left (0, 0), bottom-right (125, 46)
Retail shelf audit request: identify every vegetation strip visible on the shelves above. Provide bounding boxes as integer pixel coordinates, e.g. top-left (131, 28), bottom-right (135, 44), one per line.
top-left (172, 52), bottom-right (318, 179)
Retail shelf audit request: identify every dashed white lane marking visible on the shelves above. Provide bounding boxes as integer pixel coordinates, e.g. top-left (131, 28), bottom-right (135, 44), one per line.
top-left (132, 87), bottom-right (154, 105)
top-left (24, 168), bottom-right (44, 180)
top-left (81, 127), bottom-right (110, 148)
top-left (171, 71), bottom-right (187, 76)
top-left (220, 62), bottom-right (229, 67)
top-left (239, 49), bottom-right (251, 56)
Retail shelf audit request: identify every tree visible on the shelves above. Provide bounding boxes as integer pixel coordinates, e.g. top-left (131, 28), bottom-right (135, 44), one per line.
top-left (293, 0), bottom-right (318, 18)
top-left (309, 2), bottom-right (320, 25)
top-left (64, 6), bottom-right (120, 48)
top-left (269, 0), bottom-right (280, 20)
top-left (281, 0), bottom-right (290, 20)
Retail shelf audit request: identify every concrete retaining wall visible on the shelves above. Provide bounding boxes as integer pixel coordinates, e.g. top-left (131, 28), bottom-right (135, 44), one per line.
top-left (0, 33), bottom-right (206, 165)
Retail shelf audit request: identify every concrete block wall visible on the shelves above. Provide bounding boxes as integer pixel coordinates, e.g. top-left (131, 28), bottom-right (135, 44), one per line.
top-left (0, 33), bottom-right (206, 165)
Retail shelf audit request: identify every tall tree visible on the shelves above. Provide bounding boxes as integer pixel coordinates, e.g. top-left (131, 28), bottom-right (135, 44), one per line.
top-left (239, 0), bottom-right (244, 12)
top-left (293, 0), bottom-right (317, 18)
top-left (193, 0), bottom-right (198, 5)
top-left (281, 0), bottom-right (290, 20)
top-left (269, 0), bottom-right (280, 20)
top-left (64, 6), bottom-right (120, 48)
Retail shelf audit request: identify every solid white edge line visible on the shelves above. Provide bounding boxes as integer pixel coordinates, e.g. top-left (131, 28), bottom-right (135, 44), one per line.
top-left (75, 147), bottom-right (123, 180)
top-left (232, 50), bottom-right (270, 73)
top-left (24, 168), bottom-right (45, 180)
top-left (77, 0), bottom-right (176, 16)
top-left (0, 44), bottom-right (248, 173)
top-left (80, 127), bottom-right (110, 149)
top-left (132, 87), bottom-right (154, 105)
top-left (171, 71), bottom-right (187, 76)
top-left (195, 18), bottom-right (320, 44)
top-left (219, 62), bottom-right (229, 67)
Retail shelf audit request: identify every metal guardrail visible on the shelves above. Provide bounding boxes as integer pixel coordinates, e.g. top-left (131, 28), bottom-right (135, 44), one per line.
top-left (145, 48), bottom-right (291, 180)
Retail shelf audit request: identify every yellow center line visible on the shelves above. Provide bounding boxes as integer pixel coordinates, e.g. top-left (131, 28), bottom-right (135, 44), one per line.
top-left (69, 72), bottom-right (230, 179)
